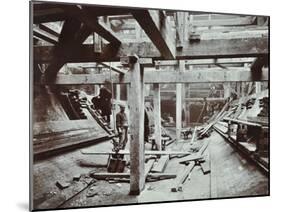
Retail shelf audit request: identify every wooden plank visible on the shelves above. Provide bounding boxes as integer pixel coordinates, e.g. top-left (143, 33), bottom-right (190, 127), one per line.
top-left (198, 140), bottom-right (210, 155)
top-left (178, 154), bottom-right (204, 164)
top-left (223, 117), bottom-right (262, 127)
top-left (171, 161), bottom-right (196, 192)
top-left (192, 16), bottom-right (255, 27)
top-left (155, 57), bottom-right (256, 66)
top-left (128, 56), bottom-right (145, 195)
top-left (34, 36), bottom-right (268, 63)
top-left (151, 155), bottom-right (169, 173)
top-left (91, 172), bottom-right (176, 180)
top-left (43, 67), bottom-right (269, 85)
top-left (132, 10), bottom-right (175, 59)
top-left (81, 150), bottom-right (191, 155)
top-left (200, 153), bottom-right (211, 175)
top-left (144, 159), bottom-right (156, 178)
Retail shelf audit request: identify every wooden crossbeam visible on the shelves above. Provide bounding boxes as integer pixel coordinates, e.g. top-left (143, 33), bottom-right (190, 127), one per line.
top-left (98, 62), bottom-right (126, 75)
top-left (33, 2), bottom-right (130, 24)
top-left (155, 58), bottom-right (256, 66)
top-left (132, 10), bottom-right (176, 59)
top-left (40, 67), bottom-right (268, 85)
top-left (39, 24), bottom-right (60, 37)
top-left (34, 36), bottom-right (268, 63)
top-left (33, 29), bottom-right (58, 45)
top-left (33, 6), bottom-right (67, 24)
top-left (64, 6), bottom-right (121, 45)
top-left (192, 16), bottom-right (256, 27)
top-left (44, 18), bottom-right (92, 82)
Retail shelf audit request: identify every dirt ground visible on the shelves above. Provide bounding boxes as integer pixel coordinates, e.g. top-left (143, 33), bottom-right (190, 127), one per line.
top-left (32, 130), bottom-right (269, 210)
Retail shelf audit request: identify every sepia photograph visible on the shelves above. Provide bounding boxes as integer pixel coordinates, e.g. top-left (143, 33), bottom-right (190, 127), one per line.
top-left (30, 0), bottom-right (269, 210)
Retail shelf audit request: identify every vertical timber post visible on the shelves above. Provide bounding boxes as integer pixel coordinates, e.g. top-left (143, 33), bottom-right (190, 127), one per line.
top-left (255, 82), bottom-right (261, 93)
top-left (224, 83), bottom-right (231, 99)
top-left (176, 84), bottom-right (182, 140)
top-left (116, 84), bottom-right (121, 101)
top-left (176, 60), bottom-right (184, 140)
top-left (128, 55), bottom-right (145, 195)
top-left (153, 83), bottom-right (161, 150)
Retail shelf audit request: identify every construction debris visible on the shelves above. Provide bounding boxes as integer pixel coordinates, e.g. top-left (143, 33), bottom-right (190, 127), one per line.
top-left (151, 155), bottom-right (169, 173)
top-left (171, 161), bottom-right (196, 192)
top-left (55, 181), bottom-right (71, 190)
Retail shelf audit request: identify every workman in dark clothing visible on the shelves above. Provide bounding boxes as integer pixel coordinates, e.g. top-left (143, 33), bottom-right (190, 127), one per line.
top-left (144, 110), bottom-right (150, 143)
top-left (116, 105), bottom-right (128, 149)
top-left (92, 87), bottom-right (112, 124)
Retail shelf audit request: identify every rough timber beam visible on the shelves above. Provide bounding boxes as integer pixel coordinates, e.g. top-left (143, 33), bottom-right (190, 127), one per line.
top-left (44, 18), bottom-right (92, 82)
top-left (63, 6), bottom-right (121, 45)
top-left (46, 67), bottom-right (269, 85)
top-left (132, 10), bottom-right (176, 59)
top-left (34, 36), bottom-right (268, 63)
top-left (128, 56), bottom-right (145, 195)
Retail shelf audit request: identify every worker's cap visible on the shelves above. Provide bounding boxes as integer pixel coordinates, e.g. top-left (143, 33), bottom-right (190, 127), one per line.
top-left (119, 104), bottom-right (126, 108)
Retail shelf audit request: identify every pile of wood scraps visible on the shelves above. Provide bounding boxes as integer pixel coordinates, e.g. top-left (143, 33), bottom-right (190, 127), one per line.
top-left (171, 139), bottom-right (211, 192)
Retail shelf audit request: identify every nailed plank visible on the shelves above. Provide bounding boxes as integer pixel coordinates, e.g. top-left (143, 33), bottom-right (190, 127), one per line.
top-left (132, 10), bottom-right (175, 59)
top-left (151, 155), bottom-right (169, 173)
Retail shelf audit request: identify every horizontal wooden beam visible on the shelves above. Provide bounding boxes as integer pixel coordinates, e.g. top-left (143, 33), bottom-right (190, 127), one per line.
top-left (185, 97), bottom-right (226, 102)
top-left (34, 36), bottom-right (268, 63)
top-left (143, 68), bottom-right (268, 84)
top-left (33, 7), bottom-right (67, 24)
top-left (41, 67), bottom-right (268, 85)
top-left (192, 16), bottom-right (256, 27)
top-left (132, 10), bottom-right (176, 59)
top-left (155, 58), bottom-right (256, 66)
